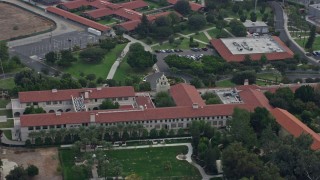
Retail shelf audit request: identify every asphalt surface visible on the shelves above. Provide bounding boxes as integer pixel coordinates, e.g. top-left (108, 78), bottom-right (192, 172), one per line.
top-left (155, 48), bottom-right (217, 72)
top-left (271, 1), bottom-right (319, 65)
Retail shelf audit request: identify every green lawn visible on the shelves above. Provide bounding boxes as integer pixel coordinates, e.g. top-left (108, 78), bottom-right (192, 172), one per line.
top-left (192, 32), bottom-right (209, 43)
top-left (207, 29), bottom-right (231, 39)
top-left (0, 99), bottom-right (9, 108)
top-left (0, 119), bottom-right (13, 128)
top-left (112, 56), bottom-right (150, 82)
top-left (100, 146), bottom-right (201, 179)
top-left (257, 73), bottom-right (282, 82)
top-left (0, 110), bottom-right (12, 118)
top-left (216, 79), bottom-right (235, 87)
top-left (180, 24), bottom-right (215, 35)
top-left (65, 44), bottom-right (127, 79)
top-left (3, 130), bottom-right (12, 140)
top-left (97, 18), bottom-right (117, 25)
top-left (59, 150), bottom-right (90, 180)
top-left (0, 78), bottom-right (15, 90)
top-left (296, 36), bottom-right (320, 51)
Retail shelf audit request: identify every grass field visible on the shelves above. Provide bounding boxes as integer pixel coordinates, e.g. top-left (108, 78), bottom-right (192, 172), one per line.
top-left (3, 130), bottom-right (12, 140)
top-left (0, 78), bottom-right (15, 90)
top-left (257, 73), bottom-right (282, 82)
top-left (207, 29), bottom-right (231, 39)
top-left (295, 36), bottom-right (320, 50)
top-left (216, 79), bottom-right (235, 87)
top-left (100, 146), bottom-right (201, 179)
top-left (97, 18), bottom-right (117, 25)
top-left (0, 119), bottom-right (13, 128)
top-left (0, 110), bottom-right (12, 118)
top-left (192, 32), bottom-right (209, 43)
top-left (65, 44), bottom-right (127, 79)
top-left (180, 24), bottom-right (215, 35)
top-left (0, 99), bottom-right (9, 108)
top-left (59, 150), bottom-right (89, 180)
top-left (112, 56), bottom-right (150, 82)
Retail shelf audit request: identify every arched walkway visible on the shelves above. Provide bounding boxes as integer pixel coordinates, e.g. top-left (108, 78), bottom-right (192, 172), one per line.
top-left (66, 109), bottom-right (71, 112)
top-left (93, 107), bottom-right (99, 110)
top-left (57, 109), bottom-right (63, 112)
top-left (48, 110), bottom-right (55, 113)
top-left (13, 112), bottom-right (20, 117)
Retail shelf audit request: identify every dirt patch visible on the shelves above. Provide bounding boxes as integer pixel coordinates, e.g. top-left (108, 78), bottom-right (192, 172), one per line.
top-left (2, 147), bottom-right (62, 180)
top-left (0, 3), bottom-right (54, 41)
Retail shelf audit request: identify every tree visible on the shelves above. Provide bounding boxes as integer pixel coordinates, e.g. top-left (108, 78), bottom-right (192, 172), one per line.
top-left (100, 39), bottom-right (116, 51)
top-left (23, 106), bottom-right (46, 114)
top-left (190, 77), bottom-right (203, 88)
top-left (149, 128), bottom-right (158, 138)
top-left (229, 19), bottom-right (247, 37)
top-left (205, 147), bottom-right (220, 174)
top-left (222, 142), bottom-right (261, 179)
top-left (295, 85), bottom-right (314, 102)
top-left (188, 15), bottom-right (207, 30)
top-left (0, 41), bottom-right (9, 61)
top-left (138, 82), bottom-right (151, 91)
top-left (26, 165), bottom-right (39, 177)
top-left (5, 165), bottom-right (28, 180)
top-left (99, 99), bottom-right (120, 110)
top-left (57, 50), bottom-right (77, 67)
top-left (250, 12), bottom-right (257, 22)
top-left (240, 15), bottom-right (247, 22)
top-left (231, 71), bottom-right (256, 85)
top-left (135, 14), bottom-right (150, 38)
top-left (206, 13), bottom-right (215, 23)
top-left (79, 48), bottom-right (105, 63)
top-left (173, 0), bottom-right (191, 16)
top-left (154, 92), bottom-right (175, 107)
top-left (260, 54), bottom-right (267, 64)
top-left (127, 43), bottom-right (157, 70)
top-left (230, 108), bottom-right (257, 148)
top-left (45, 51), bottom-right (56, 64)
top-left (305, 25), bottom-right (316, 50)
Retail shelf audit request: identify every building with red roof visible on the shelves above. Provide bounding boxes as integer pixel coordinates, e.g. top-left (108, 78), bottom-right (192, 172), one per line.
top-left (271, 108), bottom-right (320, 150)
top-left (46, 7), bottom-right (111, 32)
top-left (170, 83), bottom-right (206, 107)
top-left (166, 0), bottom-right (204, 12)
top-left (211, 36), bottom-right (294, 62)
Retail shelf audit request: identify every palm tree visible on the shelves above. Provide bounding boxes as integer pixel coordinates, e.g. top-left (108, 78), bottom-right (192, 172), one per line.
top-left (136, 124), bottom-right (144, 138)
top-left (126, 124), bottom-right (133, 138)
top-left (117, 123), bottom-right (124, 139)
top-left (28, 131), bottom-right (37, 143)
top-left (69, 128), bottom-right (78, 142)
top-left (97, 126), bottom-right (106, 141)
top-left (59, 128), bottom-right (68, 143)
top-left (49, 129), bottom-right (57, 143)
top-left (39, 130), bottom-right (46, 142)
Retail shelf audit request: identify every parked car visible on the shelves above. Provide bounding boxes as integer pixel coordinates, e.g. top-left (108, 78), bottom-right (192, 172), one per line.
top-left (155, 50), bottom-right (160, 53)
top-left (202, 47), bottom-right (208, 51)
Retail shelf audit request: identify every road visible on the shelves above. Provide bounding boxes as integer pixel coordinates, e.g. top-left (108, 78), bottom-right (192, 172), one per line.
top-left (270, 1), bottom-right (319, 66)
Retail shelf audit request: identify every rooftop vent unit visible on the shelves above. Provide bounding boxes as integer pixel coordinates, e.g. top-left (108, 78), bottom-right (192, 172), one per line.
top-left (52, 89), bottom-right (58, 93)
top-left (55, 111), bottom-right (61, 116)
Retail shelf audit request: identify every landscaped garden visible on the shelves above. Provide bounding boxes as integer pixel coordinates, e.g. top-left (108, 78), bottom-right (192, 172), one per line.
top-left (59, 146), bottom-right (201, 180)
top-left (0, 119), bottom-right (13, 128)
top-left (65, 43), bottom-right (127, 79)
top-left (0, 78), bottom-right (15, 90)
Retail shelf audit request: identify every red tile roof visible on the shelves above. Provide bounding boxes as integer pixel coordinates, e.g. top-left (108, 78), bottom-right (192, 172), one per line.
top-left (58, 0), bottom-right (89, 10)
top-left (136, 96), bottom-right (155, 109)
top-left (166, 0), bottom-right (204, 11)
top-left (147, 11), bottom-right (182, 21)
top-left (83, 8), bottom-right (115, 19)
top-left (170, 83), bottom-right (206, 107)
top-left (117, 20), bottom-right (141, 31)
top-left (210, 36), bottom-right (294, 62)
top-left (238, 87), bottom-right (272, 111)
top-left (119, 0), bottom-right (148, 10)
top-left (19, 87), bottom-right (135, 103)
top-left (114, 8), bottom-right (142, 21)
top-left (46, 7), bottom-right (111, 32)
top-left (19, 84), bottom-right (272, 127)
top-left (271, 108), bottom-right (320, 150)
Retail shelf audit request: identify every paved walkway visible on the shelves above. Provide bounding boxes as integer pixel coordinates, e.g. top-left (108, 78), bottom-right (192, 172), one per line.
top-left (1, 0), bottom-right (78, 47)
top-left (106, 34), bottom-right (153, 79)
top-left (1, 132), bottom-right (25, 146)
top-left (204, 31), bottom-right (212, 40)
top-left (177, 33), bottom-right (207, 45)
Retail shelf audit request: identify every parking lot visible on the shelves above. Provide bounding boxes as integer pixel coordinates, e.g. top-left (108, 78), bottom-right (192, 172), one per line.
top-left (12, 31), bottom-right (99, 60)
top-left (155, 48), bottom-right (217, 72)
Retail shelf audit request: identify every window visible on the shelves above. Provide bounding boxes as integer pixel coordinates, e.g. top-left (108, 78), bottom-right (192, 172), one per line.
top-left (53, 101), bottom-right (58, 105)
top-left (28, 127), bottom-right (34, 130)
top-left (118, 97), bottom-right (123, 101)
top-left (50, 125), bottom-right (55, 129)
top-left (35, 126), bottom-right (40, 130)
top-left (171, 123), bottom-right (176, 128)
top-left (95, 99), bottom-right (97, 102)
top-left (212, 121), bottom-right (217, 125)
top-left (46, 101), bottom-right (51, 105)
top-left (59, 101), bottom-right (62, 104)
top-left (124, 97), bottom-right (128, 100)
top-left (26, 102), bottom-right (31, 106)
top-left (178, 123), bottom-right (183, 128)
top-left (56, 125), bottom-right (61, 128)
top-left (63, 124), bottom-right (66, 128)
top-left (155, 124), bottom-right (160, 129)
top-left (43, 126), bottom-right (48, 129)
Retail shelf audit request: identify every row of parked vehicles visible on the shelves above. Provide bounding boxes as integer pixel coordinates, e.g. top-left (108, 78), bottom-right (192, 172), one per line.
top-left (155, 49), bottom-right (183, 53)
top-left (179, 54), bottom-right (204, 60)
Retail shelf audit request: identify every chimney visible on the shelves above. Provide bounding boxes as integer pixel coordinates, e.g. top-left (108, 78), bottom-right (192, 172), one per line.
top-left (244, 79), bottom-right (249, 85)
top-left (52, 89), bottom-right (57, 93)
top-left (55, 111), bottom-right (61, 116)
top-left (85, 92), bottom-right (89, 99)
top-left (192, 103), bottom-right (199, 109)
top-left (139, 105), bottom-right (144, 111)
top-left (90, 113), bottom-right (96, 123)
top-left (97, 87), bottom-right (102, 91)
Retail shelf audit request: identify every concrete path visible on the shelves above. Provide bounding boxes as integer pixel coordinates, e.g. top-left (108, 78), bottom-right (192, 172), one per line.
top-left (111, 143), bottom-right (222, 180)
top-left (106, 34), bottom-right (153, 79)
top-left (223, 28), bottom-right (235, 37)
top-left (1, 0), bottom-right (79, 47)
top-left (0, 159), bottom-right (18, 179)
top-left (177, 33), bottom-right (207, 45)
top-left (1, 132), bottom-right (25, 146)
top-left (204, 31), bottom-right (212, 40)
